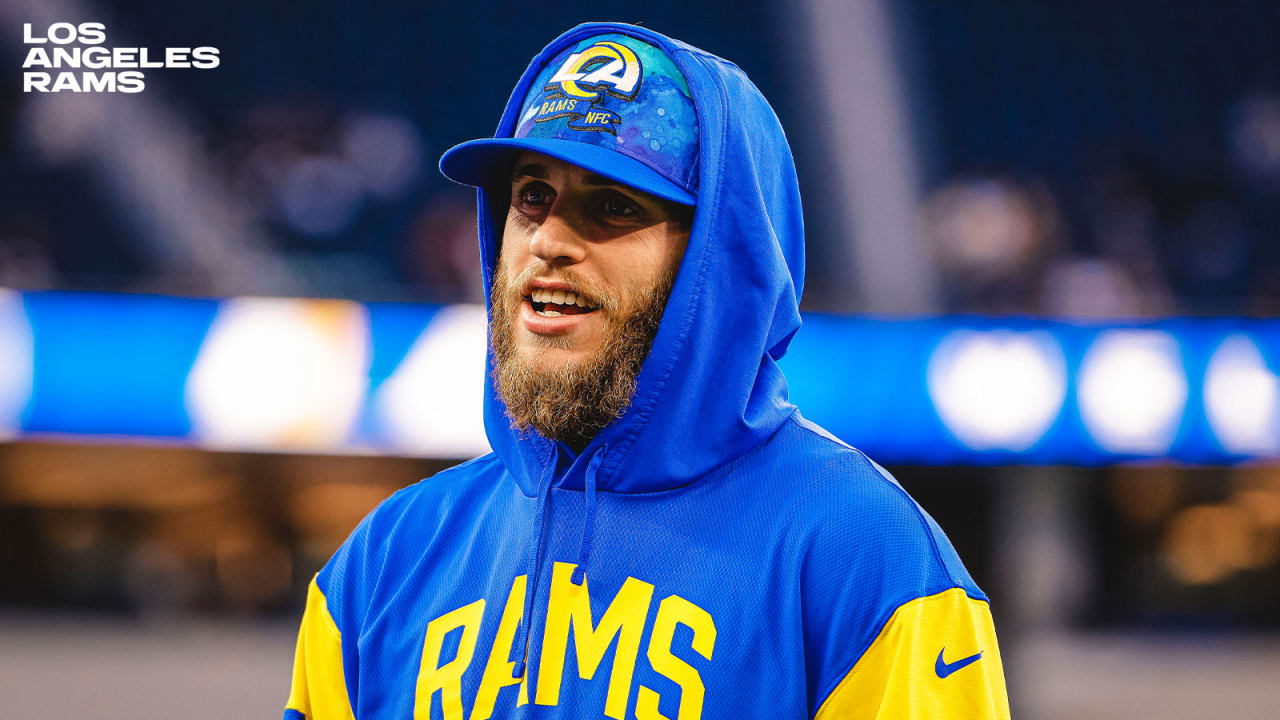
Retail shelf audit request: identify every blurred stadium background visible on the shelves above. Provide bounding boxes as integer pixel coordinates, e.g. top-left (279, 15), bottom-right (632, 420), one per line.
top-left (2, 1), bottom-right (1279, 718)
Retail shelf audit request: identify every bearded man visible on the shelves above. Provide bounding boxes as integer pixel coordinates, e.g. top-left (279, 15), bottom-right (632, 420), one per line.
top-left (285, 22), bottom-right (1010, 720)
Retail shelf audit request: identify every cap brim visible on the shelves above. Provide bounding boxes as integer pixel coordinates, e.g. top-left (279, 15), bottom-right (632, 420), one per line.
top-left (439, 137), bottom-right (695, 206)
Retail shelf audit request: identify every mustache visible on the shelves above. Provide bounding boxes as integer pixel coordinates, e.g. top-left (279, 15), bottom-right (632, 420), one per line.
top-left (502, 263), bottom-right (621, 314)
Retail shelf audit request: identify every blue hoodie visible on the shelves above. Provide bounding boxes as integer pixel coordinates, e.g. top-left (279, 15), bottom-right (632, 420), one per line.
top-left (285, 22), bottom-right (1009, 720)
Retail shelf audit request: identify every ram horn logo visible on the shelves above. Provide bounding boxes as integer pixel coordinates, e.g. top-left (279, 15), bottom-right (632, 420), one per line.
top-left (546, 40), bottom-right (642, 102)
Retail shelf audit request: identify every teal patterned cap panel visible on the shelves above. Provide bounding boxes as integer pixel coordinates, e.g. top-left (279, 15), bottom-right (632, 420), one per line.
top-left (514, 33), bottom-right (699, 195)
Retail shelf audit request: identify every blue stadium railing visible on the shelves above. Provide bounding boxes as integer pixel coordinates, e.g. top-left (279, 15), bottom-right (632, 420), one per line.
top-left (2, 289), bottom-right (1276, 464)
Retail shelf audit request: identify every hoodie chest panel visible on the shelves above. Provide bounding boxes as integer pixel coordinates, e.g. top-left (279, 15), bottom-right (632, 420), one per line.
top-left (352, 479), bottom-right (813, 720)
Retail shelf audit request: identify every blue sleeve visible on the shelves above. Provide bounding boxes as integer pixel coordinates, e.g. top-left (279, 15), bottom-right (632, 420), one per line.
top-left (799, 448), bottom-right (985, 711)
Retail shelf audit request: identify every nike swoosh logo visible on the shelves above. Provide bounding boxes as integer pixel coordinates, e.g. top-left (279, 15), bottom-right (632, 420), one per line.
top-left (935, 647), bottom-right (983, 678)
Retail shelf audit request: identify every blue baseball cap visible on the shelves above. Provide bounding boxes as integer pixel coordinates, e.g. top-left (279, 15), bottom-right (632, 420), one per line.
top-left (439, 33), bottom-right (699, 206)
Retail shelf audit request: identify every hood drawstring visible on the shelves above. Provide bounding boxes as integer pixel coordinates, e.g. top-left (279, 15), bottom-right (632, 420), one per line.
top-left (512, 457), bottom-right (555, 679)
top-left (572, 446), bottom-right (607, 585)
top-left (510, 444), bottom-right (608, 679)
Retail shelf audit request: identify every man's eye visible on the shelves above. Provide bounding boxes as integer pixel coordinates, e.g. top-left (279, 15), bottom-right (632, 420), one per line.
top-left (603, 198), bottom-right (637, 217)
top-left (521, 186), bottom-right (551, 206)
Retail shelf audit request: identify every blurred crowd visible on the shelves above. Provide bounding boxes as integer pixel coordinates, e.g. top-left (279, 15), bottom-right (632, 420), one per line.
top-left (922, 89), bottom-right (1280, 318)
top-left (914, 1), bottom-right (1280, 318)
top-left (2, 2), bottom-right (1278, 318)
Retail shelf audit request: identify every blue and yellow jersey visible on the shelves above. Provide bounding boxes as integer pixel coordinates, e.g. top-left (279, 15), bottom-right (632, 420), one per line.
top-left (286, 21), bottom-right (1009, 720)
top-left (284, 417), bottom-right (1009, 720)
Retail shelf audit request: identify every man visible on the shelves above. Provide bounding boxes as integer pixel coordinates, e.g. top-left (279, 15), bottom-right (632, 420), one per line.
top-left (286, 22), bottom-right (1010, 720)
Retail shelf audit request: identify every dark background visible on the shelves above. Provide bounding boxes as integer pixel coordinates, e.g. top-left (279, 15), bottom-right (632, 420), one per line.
top-left (1, 2), bottom-right (1278, 718)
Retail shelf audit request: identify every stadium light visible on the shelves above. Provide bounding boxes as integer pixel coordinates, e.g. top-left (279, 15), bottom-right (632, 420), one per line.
top-left (372, 304), bottom-right (490, 457)
top-left (1078, 330), bottom-right (1188, 455)
top-left (185, 298), bottom-right (369, 450)
top-left (927, 329), bottom-right (1067, 451)
top-left (1205, 334), bottom-right (1280, 455)
top-left (0, 290), bottom-right (34, 438)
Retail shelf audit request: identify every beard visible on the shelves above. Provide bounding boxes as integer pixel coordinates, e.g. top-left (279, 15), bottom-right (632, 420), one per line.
top-left (489, 261), bottom-right (676, 451)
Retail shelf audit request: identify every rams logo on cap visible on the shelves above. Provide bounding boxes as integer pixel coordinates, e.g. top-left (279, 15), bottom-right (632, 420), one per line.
top-left (545, 40), bottom-right (642, 102)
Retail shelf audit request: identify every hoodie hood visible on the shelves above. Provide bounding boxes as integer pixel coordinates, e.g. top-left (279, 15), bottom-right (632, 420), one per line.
top-left (464, 22), bottom-right (804, 496)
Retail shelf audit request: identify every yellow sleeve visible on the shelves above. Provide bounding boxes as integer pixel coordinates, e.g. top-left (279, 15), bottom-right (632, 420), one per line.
top-left (285, 576), bottom-right (358, 720)
top-left (814, 588), bottom-right (1010, 720)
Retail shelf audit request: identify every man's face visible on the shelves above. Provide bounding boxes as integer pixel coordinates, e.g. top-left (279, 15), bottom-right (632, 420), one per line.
top-left (490, 150), bottom-right (692, 449)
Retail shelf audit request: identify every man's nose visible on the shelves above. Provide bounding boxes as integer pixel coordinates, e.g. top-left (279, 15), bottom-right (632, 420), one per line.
top-left (527, 210), bottom-right (587, 265)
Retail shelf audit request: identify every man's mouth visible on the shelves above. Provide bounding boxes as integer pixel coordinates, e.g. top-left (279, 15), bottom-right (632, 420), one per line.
top-left (525, 288), bottom-right (601, 318)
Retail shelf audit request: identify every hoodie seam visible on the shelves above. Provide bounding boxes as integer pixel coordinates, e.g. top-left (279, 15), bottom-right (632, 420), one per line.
top-left (786, 414), bottom-right (965, 591)
top-left (787, 416), bottom-right (984, 712)
top-left (503, 437), bottom-right (555, 500)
